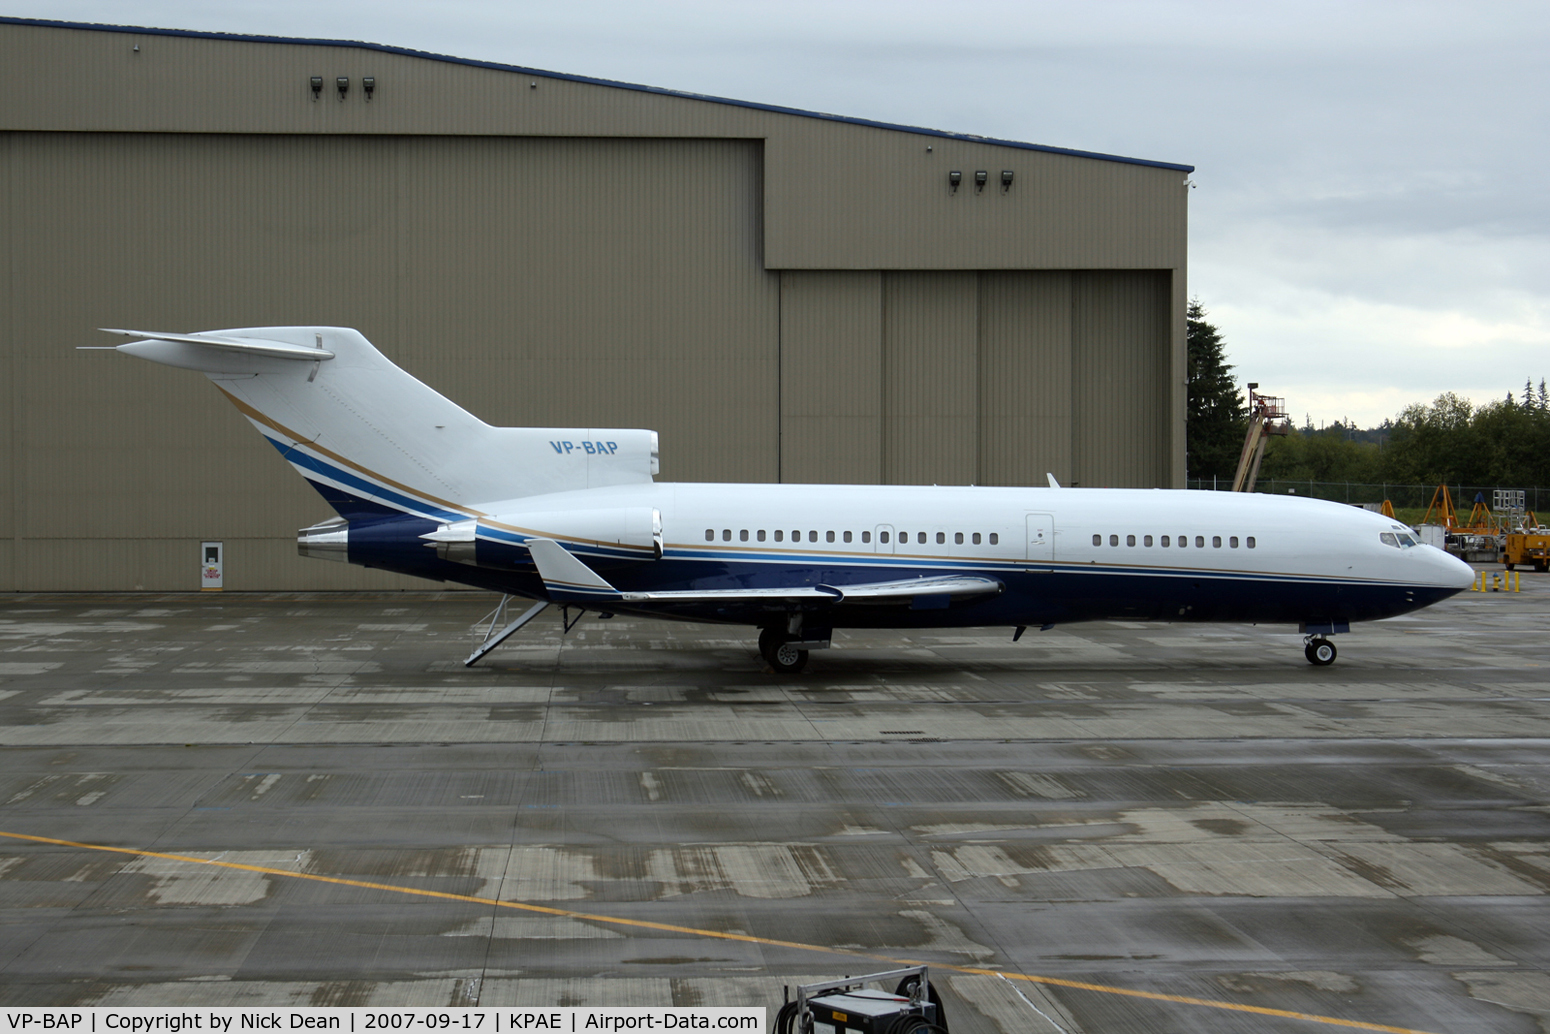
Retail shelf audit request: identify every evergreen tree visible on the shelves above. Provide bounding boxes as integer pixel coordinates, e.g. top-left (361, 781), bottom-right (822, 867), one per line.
top-left (1539, 378), bottom-right (1548, 410)
top-left (1186, 299), bottom-right (1247, 480)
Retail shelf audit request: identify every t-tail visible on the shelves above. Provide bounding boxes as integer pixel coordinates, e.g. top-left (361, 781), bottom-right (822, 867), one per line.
top-left (100, 325), bottom-right (659, 529)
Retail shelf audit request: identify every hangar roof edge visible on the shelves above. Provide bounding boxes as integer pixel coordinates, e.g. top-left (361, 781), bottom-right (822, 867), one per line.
top-left (0, 15), bottom-right (1196, 174)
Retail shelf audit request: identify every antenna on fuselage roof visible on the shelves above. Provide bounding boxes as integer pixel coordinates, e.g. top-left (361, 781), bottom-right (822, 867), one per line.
top-left (1046, 473), bottom-right (1061, 488)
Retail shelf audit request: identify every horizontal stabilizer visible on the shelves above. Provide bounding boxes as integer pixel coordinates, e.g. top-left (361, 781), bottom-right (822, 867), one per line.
top-left (100, 328), bottom-right (336, 361)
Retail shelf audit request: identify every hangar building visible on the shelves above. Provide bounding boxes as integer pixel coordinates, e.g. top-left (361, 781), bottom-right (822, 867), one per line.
top-left (0, 17), bottom-right (1192, 591)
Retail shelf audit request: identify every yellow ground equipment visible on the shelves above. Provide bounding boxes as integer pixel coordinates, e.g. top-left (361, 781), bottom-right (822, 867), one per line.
top-left (1420, 485), bottom-right (1458, 529)
top-left (1231, 384), bottom-right (1290, 492)
top-left (1502, 535), bottom-right (1549, 572)
top-left (1493, 489), bottom-right (1548, 571)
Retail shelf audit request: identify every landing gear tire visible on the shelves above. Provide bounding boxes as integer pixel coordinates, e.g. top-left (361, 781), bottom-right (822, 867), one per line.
top-left (759, 627), bottom-right (809, 674)
top-left (1305, 637), bottom-right (1336, 666)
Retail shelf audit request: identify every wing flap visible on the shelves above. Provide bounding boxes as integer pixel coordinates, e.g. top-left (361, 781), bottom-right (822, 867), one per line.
top-left (525, 538), bottom-right (1002, 607)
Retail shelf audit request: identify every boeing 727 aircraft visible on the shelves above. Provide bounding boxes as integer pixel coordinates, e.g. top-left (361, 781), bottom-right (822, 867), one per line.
top-left (99, 326), bottom-right (1475, 671)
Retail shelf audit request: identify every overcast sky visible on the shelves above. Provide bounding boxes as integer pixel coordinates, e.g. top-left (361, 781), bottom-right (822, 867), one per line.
top-left (17, 1), bottom-right (1550, 427)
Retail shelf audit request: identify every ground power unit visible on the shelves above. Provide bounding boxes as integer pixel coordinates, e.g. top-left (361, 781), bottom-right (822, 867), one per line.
top-left (774, 966), bottom-right (948, 1034)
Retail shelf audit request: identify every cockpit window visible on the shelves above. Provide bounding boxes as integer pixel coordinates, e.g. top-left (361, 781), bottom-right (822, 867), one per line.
top-left (1380, 533), bottom-right (1399, 547)
top-left (1380, 532), bottom-right (1420, 548)
top-left (1397, 533), bottom-right (1418, 547)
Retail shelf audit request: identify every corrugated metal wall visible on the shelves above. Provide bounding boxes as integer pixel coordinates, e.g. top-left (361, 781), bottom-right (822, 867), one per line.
top-left (1072, 271), bottom-right (1174, 488)
top-left (0, 21), bottom-right (1191, 274)
top-left (881, 273), bottom-right (979, 486)
top-left (778, 272), bottom-right (883, 484)
top-left (774, 269), bottom-right (1173, 492)
top-left (0, 22), bottom-right (1188, 592)
top-left (979, 272), bottom-right (1074, 487)
top-left (3, 132), bottom-right (776, 590)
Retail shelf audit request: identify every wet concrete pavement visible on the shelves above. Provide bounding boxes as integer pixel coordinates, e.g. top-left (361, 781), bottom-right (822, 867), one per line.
top-left (1, 577), bottom-right (1549, 1031)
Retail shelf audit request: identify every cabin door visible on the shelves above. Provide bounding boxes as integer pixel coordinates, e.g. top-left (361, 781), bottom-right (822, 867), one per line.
top-left (1026, 513), bottom-right (1054, 561)
top-left (874, 525), bottom-right (896, 554)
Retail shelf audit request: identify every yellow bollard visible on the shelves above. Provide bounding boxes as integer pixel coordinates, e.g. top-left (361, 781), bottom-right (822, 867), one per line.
top-left (1515, 570), bottom-right (1522, 592)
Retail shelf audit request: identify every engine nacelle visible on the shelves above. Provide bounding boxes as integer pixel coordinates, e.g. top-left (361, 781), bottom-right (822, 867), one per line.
top-left (424, 507), bottom-right (662, 567)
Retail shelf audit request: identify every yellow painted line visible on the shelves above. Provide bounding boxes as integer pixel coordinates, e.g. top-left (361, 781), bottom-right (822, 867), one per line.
top-left (0, 829), bottom-right (1436, 1034)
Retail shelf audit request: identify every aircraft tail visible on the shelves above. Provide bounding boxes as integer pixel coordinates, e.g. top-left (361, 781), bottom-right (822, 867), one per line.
top-left (104, 327), bottom-right (658, 521)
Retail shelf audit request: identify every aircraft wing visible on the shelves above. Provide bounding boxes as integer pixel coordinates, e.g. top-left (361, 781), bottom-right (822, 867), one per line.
top-left (525, 539), bottom-right (1002, 607)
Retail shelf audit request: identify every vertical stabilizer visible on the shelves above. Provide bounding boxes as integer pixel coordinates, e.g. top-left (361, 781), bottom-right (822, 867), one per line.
top-left (106, 327), bottom-right (658, 519)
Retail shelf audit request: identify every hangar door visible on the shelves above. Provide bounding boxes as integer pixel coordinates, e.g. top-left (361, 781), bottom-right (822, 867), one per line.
top-left (1, 132), bottom-right (778, 591)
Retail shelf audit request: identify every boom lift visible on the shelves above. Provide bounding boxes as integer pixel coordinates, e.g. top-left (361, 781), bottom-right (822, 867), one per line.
top-left (1231, 384), bottom-right (1290, 492)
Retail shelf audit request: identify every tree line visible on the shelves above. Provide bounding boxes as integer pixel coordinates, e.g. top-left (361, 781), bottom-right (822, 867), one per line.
top-left (1187, 300), bottom-right (1550, 488)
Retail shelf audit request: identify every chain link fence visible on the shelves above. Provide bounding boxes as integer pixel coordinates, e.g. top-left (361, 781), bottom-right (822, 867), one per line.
top-left (1186, 479), bottom-right (1547, 513)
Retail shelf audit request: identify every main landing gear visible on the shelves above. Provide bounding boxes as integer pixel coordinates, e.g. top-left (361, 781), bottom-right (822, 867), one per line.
top-left (1304, 635), bottom-right (1337, 666)
top-left (759, 627), bottom-right (808, 674)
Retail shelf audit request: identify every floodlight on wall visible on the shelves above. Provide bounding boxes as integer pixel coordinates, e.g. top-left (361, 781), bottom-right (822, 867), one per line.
top-left (948, 170), bottom-right (962, 194)
top-left (974, 170), bottom-right (988, 193)
top-left (1001, 170), bottom-right (1014, 193)
top-left (337, 76), bottom-right (349, 100)
top-left (363, 76), bottom-right (376, 99)
top-left (310, 76), bottom-right (323, 100)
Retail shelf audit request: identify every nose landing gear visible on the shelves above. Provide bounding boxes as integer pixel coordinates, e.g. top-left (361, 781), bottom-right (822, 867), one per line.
top-left (1304, 635), bottom-right (1337, 666)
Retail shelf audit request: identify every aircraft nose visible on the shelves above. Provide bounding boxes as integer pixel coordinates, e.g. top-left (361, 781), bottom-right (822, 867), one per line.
top-left (1434, 549), bottom-right (1476, 590)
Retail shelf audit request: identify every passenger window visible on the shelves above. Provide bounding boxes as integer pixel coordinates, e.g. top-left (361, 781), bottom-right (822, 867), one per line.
top-left (1178, 535), bottom-right (1187, 547)
top-left (1144, 535), bottom-right (1153, 547)
top-left (973, 533), bottom-right (981, 545)
top-left (740, 530), bottom-right (748, 542)
top-left (774, 530), bottom-right (783, 542)
top-left (723, 529), bottom-right (731, 541)
top-left (705, 529), bottom-right (714, 541)
top-left (1092, 534), bottom-right (1101, 546)
top-left (917, 532), bottom-right (927, 544)
top-left (1161, 536), bottom-right (1170, 547)
top-left (989, 533), bottom-right (999, 545)
top-left (1195, 536), bottom-right (1205, 548)
top-left (792, 530), bottom-right (800, 541)
top-left (955, 532), bottom-right (964, 545)
top-left (809, 530), bottom-right (817, 543)
top-left (844, 531), bottom-right (852, 543)
top-left (1229, 536), bottom-right (1238, 548)
top-left (757, 530), bottom-right (766, 542)
top-left (862, 531), bottom-right (871, 543)
top-left (936, 532), bottom-right (945, 544)
top-left (1212, 536), bottom-right (1221, 548)
top-left (880, 531), bottom-right (889, 543)
top-left (1110, 534), bottom-right (1119, 546)
top-left (1247, 536), bottom-right (1256, 548)
top-left (826, 531), bottom-right (835, 543)
top-left (1126, 534), bottom-right (1136, 547)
